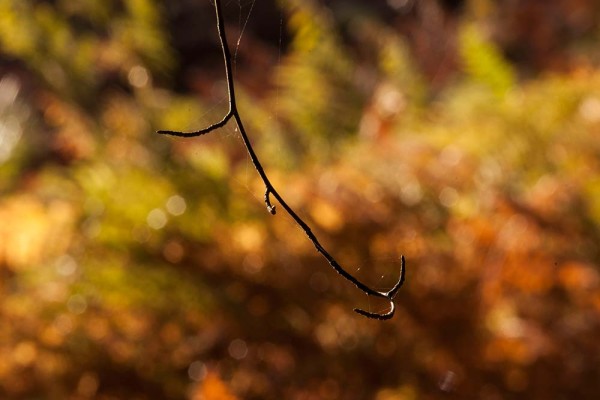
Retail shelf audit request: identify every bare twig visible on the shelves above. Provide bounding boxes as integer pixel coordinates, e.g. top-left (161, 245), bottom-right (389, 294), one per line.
top-left (158, 0), bottom-right (406, 320)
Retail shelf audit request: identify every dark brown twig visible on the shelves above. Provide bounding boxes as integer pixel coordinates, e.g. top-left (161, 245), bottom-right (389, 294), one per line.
top-left (158, 0), bottom-right (406, 320)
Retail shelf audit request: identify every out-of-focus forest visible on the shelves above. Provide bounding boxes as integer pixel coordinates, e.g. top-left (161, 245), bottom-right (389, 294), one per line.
top-left (1, 0), bottom-right (600, 398)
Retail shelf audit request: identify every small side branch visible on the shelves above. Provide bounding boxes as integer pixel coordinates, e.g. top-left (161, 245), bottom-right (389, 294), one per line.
top-left (265, 188), bottom-right (276, 215)
top-left (157, 0), bottom-right (406, 320)
top-left (157, 112), bottom-right (233, 137)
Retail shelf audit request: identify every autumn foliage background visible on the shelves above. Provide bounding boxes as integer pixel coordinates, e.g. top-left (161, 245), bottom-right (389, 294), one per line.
top-left (1, 0), bottom-right (600, 399)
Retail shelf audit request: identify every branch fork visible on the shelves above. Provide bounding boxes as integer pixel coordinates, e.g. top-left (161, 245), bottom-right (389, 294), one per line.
top-left (158, 0), bottom-right (406, 320)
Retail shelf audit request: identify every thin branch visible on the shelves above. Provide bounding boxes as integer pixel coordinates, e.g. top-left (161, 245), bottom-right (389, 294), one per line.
top-left (157, 112), bottom-right (233, 137)
top-left (158, 0), bottom-right (406, 320)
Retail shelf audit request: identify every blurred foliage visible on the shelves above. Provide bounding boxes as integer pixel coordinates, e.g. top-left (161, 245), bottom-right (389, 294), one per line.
top-left (1, 0), bottom-right (600, 399)
top-left (459, 23), bottom-right (515, 96)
